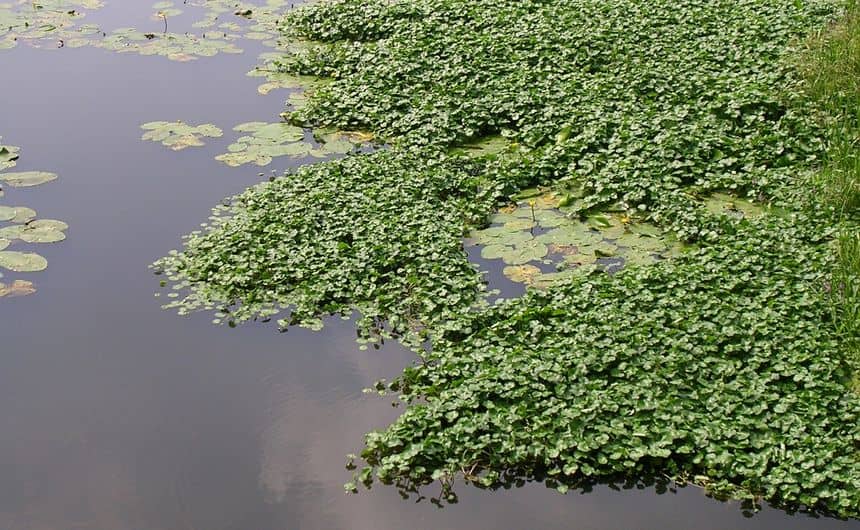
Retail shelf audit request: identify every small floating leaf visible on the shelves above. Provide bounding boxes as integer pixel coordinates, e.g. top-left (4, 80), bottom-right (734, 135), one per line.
top-left (0, 279), bottom-right (36, 298)
top-left (503, 264), bottom-right (541, 284)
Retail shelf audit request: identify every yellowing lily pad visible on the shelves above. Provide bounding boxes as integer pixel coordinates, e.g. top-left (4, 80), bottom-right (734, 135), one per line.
top-left (503, 264), bottom-right (541, 283)
top-left (0, 279), bottom-right (36, 298)
top-left (704, 192), bottom-right (766, 219)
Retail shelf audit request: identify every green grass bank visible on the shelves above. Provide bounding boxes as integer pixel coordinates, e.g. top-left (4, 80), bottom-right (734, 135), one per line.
top-left (154, 0), bottom-right (860, 517)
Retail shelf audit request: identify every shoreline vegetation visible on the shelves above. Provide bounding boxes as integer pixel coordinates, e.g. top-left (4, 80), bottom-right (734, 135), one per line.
top-left (798, 0), bottom-right (860, 379)
top-left (154, 0), bottom-right (860, 517)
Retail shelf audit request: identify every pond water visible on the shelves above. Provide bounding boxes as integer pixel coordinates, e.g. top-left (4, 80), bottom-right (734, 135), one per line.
top-left (1, 3), bottom-right (859, 529)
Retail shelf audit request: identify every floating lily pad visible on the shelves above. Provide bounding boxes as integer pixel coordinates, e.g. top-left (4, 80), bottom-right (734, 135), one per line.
top-left (0, 143), bottom-right (20, 170)
top-left (0, 171), bottom-right (58, 187)
top-left (141, 121), bottom-right (223, 150)
top-left (0, 251), bottom-right (48, 272)
top-left (503, 264), bottom-right (541, 283)
top-left (0, 206), bottom-right (15, 222)
top-left (0, 279), bottom-right (36, 298)
top-left (19, 224), bottom-right (66, 243)
top-left (10, 206), bottom-right (36, 223)
top-left (704, 192), bottom-right (766, 219)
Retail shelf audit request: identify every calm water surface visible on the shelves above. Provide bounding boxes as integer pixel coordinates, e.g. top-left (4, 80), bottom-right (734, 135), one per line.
top-left (0, 4), bottom-right (858, 530)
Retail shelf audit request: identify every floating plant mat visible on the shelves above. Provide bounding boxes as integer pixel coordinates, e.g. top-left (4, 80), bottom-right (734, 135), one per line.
top-left (0, 138), bottom-right (67, 297)
top-left (140, 121), bottom-right (223, 150)
top-left (215, 122), bottom-right (364, 167)
top-left (469, 192), bottom-right (683, 289)
top-left (0, 0), bottom-right (103, 50)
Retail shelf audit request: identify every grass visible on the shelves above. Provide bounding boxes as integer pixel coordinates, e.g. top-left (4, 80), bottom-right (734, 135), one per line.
top-left (798, 0), bottom-right (860, 372)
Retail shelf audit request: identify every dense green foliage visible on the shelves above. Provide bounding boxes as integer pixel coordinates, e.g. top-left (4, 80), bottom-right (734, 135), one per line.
top-left (156, 149), bottom-right (499, 344)
top-left (281, 0), bottom-right (834, 239)
top-left (154, 0), bottom-right (860, 517)
top-left (361, 219), bottom-right (860, 514)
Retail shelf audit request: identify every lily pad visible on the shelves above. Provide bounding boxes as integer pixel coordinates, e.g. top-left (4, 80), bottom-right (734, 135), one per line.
top-left (499, 239), bottom-right (548, 265)
top-left (11, 206), bottom-right (36, 223)
top-left (0, 206), bottom-right (15, 222)
top-left (0, 171), bottom-right (58, 187)
top-left (481, 244), bottom-right (510, 260)
top-left (0, 143), bottom-right (20, 170)
top-left (0, 251), bottom-right (47, 272)
top-left (0, 279), bottom-right (36, 298)
top-left (19, 224), bottom-right (66, 243)
top-left (503, 264), bottom-right (541, 283)
top-left (704, 192), bottom-right (766, 219)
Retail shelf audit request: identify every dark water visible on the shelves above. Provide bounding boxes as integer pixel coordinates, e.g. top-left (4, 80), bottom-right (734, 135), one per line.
top-left (0, 5), bottom-right (858, 530)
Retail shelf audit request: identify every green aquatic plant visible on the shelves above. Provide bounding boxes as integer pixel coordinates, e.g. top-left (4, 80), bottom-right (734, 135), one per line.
top-left (155, 148), bottom-right (495, 344)
top-left (279, 0), bottom-right (837, 240)
top-left (140, 121), bottom-right (223, 151)
top-left (156, 0), bottom-right (860, 517)
top-left (356, 217), bottom-right (860, 515)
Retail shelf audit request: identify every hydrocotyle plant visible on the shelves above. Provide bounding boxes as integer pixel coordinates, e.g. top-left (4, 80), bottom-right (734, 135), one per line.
top-left (155, 0), bottom-right (860, 517)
